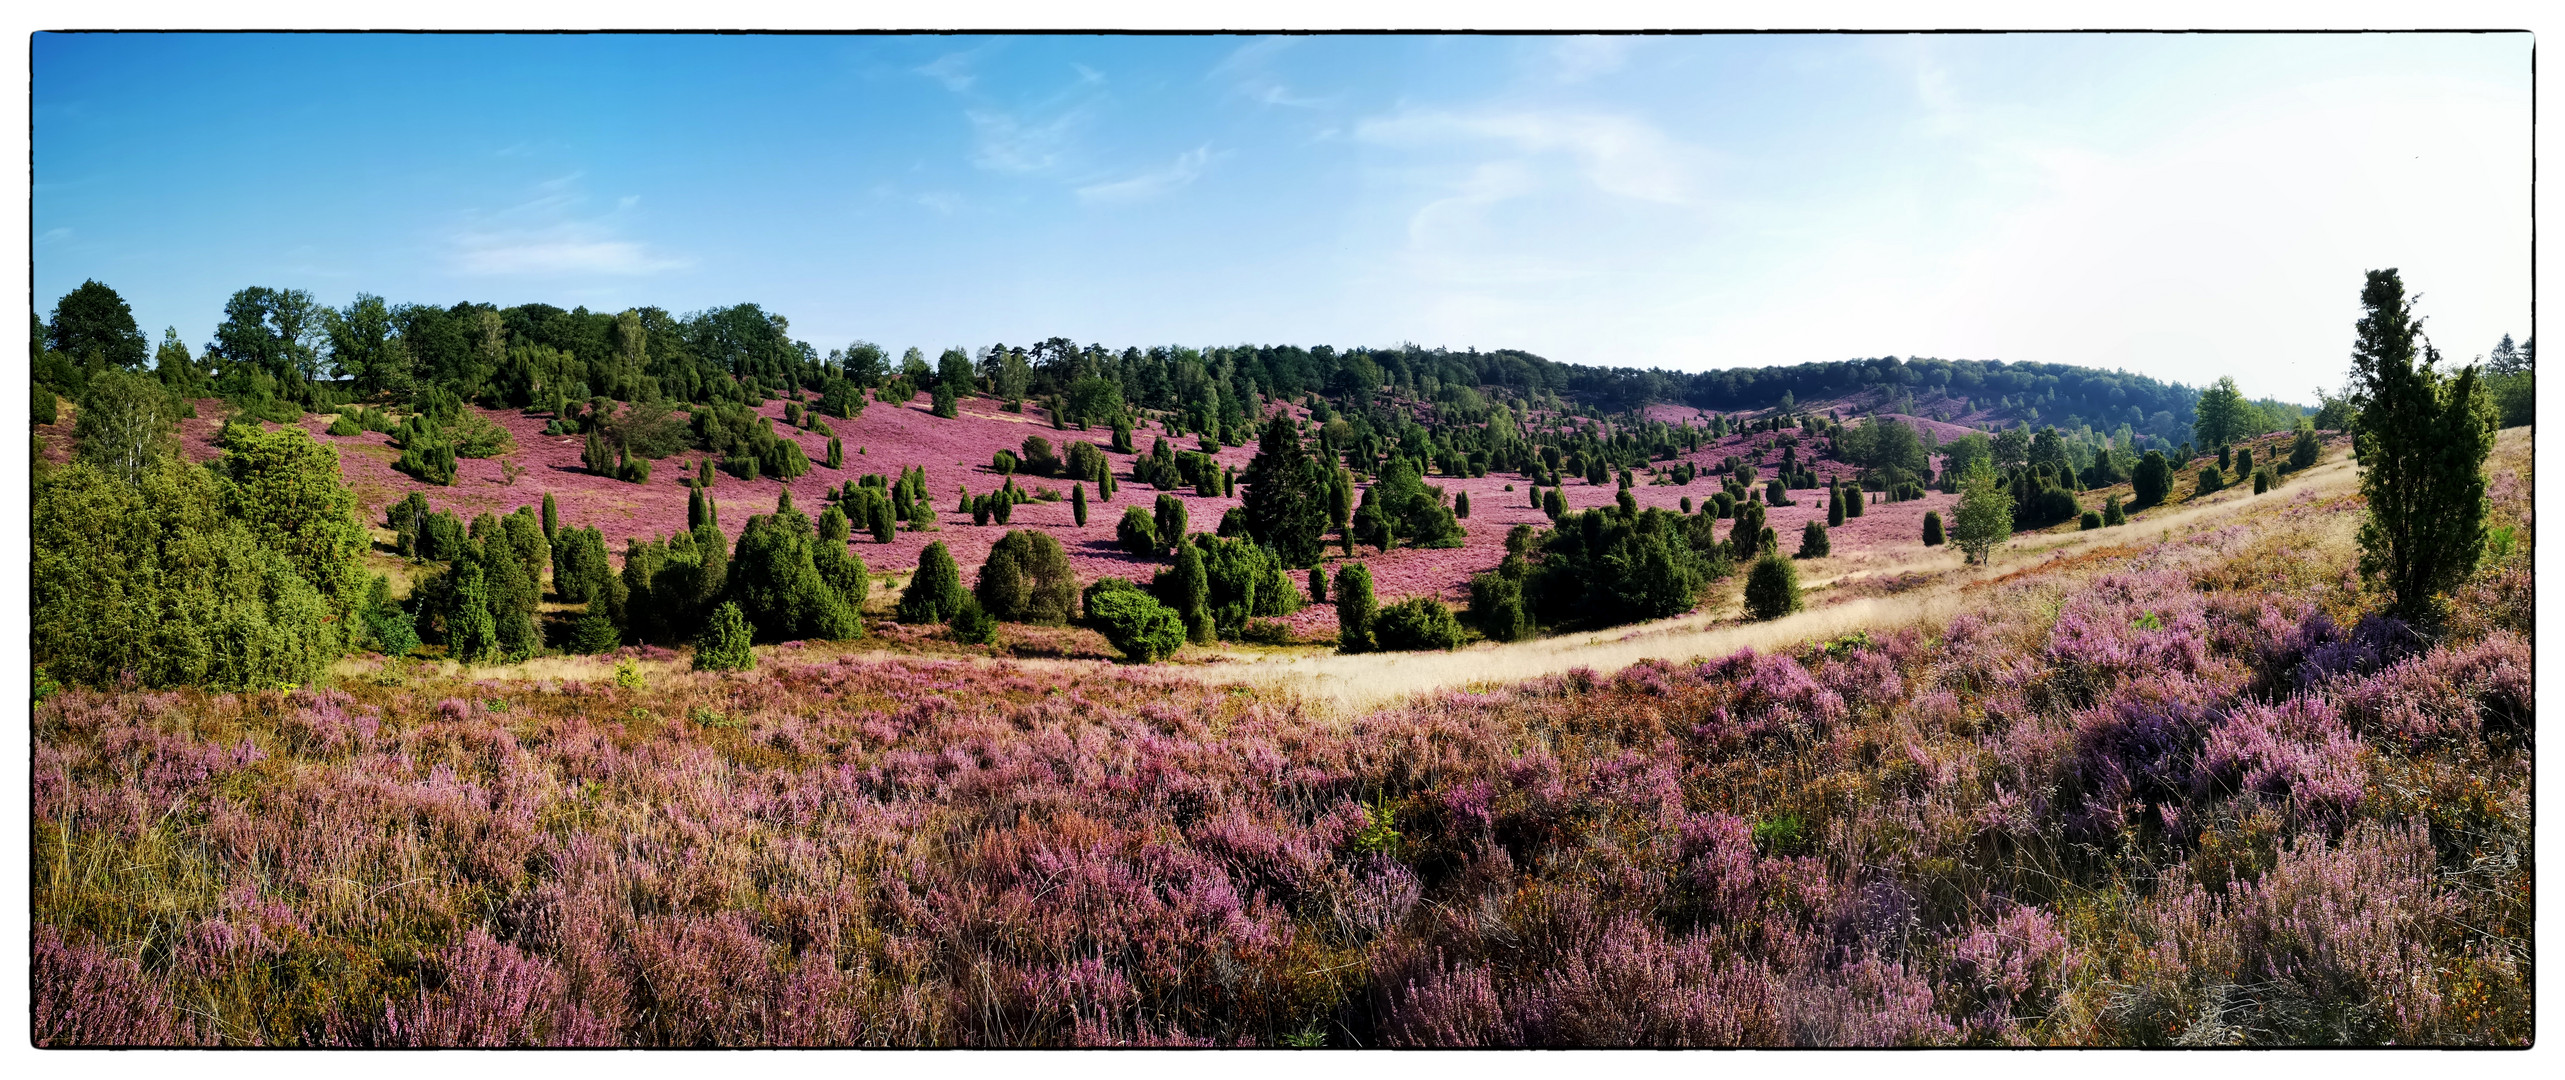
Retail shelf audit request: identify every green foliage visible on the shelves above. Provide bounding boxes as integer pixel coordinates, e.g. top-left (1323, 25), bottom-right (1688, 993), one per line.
top-left (2103, 495), bottom-right (2126, 527)
top-left (1922, 509), bottom-right (1945, 546)
top-left (569, 612), bottom-right (622, 655)
top-left (33, 460), bottom-right (341, 690)
top-left (74, 368), bottom-right (180, 483)
top-left (1467, 563), bottom-right (1532, 643)
top-left (326, 414), bottom-right (361, 437)
top-left (47, 279), bottom-right (150, 370)
top-left (1525, 506), bottom-right (1726, 629)
top-left (1742, 552), bottom-right (1802, 621)
top-left (2131, 450), bottom-right (2173, 507)
top-left (2252, 468), bottom-right (2271, 495)
top-left (2288, 419), bottom-right (2322, 471)
top-left (898, 541), bottom-right (968, 624)
top-left (1950, 460), bottom-right (2014, 564)
top-left (34, 382), bottom-right (58, 426)
top-left (2350, 269), bottom-right (2498, 622)
top-left (2191, 375), bottom-right (2254, 448)
top-left (2079, 509), bottom-right (2104, 530)
top-left (1239, 416), bottom-right (1331, 567)
top-left (692, 601), bottom-right (757, 671)
top-left (1334, 563), bottom-right (1377, 653)
top-left (2195, 466), bottom-right (2226, 497)
top-left (947, 595), bottom-right (999, 644)
top-left (726, 508), bottom-right (860, 642)
top-left (1162, 534), bottom-right (1305, 639)
top-left (214, 422), bottom-right (369, 617)
top-left (1088, 585), bottom-right (1185, 663)
top-left (1153, 494), bottom-right (1188, 556)
top-left (357, 576), bottom-right (419, 657)
top-left (1797, 519), bottom-right (1830, 558)
top-left (977, 529), bottom-right (1080, 625)
top-left (1373, 596), bottom-right (1464, 651)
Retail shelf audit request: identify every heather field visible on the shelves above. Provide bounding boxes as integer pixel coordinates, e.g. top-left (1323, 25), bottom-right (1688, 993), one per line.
top-left (37, 388), bottom-right (1971, 632)
top-left (31, 428), bottom-right (2532, 1047)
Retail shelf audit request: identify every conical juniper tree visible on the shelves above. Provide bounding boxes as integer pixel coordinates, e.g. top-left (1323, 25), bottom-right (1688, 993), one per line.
top-left (2348, 268), bottom-right (2497, 622)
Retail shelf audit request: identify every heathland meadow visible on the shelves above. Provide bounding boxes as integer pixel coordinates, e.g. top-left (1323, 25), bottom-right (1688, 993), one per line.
top-left (31, 289), bottom-right (2534, 1042)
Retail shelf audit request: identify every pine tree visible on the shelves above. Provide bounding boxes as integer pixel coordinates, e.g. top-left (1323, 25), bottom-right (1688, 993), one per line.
top-left (1828, 485), bottom-right (1845, 527)
top-left (692, 601), bottom-right (756, 671)
top-left (540, 492), bottom-right (558, 541)
top-left (1239, 415), bottom-right (1327, 567)
top-left (1742, 553), bottom-right (1802, 620)
top-left (1154, 493), bottom-right (1188, 555)
top-left (2349, 269), bottom-right (2496, 621)
top-left (1796, 519), bottom-right (1830, 559)
top-left (898, 541), bottom-right (967, 624)
top-left (1072, 482), bottom-right (1090, 526)
top-left (1172, 537), bottom-right (1213, 645)
top-left (1334, 562), bottom-right (1376, 653)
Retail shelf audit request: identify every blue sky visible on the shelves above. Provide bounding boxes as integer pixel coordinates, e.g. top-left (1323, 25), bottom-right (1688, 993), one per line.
top-left (34, 32), bottom-right (2530, 401)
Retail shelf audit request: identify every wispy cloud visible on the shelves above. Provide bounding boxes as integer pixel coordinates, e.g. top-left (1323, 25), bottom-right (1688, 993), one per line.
top-left (1552, 36), bottom-right (1635, 83)
top-left (1077, 145), bottom-right (1218, 204)
top-left (967, 105), bottom-right (1090, 173)
top-left (446, 174), bottom-right (684, 277)
top-left (916, 47), bottom-right (986, 92)
top-left (1209, 36), bottom-right (1332, 108)
top-left (1356, 108), bottom-right (1702, 204)
top-left (37, 226), bottom-right (71, 244)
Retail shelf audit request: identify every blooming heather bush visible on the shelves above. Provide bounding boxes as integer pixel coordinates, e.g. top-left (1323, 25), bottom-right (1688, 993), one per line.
top-left (27, 442), bottom-right (2535, 1046)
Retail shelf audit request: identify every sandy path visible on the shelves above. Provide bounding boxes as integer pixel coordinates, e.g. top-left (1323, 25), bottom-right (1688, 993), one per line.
top-left (1177, 452), bottom-right (2369, 711)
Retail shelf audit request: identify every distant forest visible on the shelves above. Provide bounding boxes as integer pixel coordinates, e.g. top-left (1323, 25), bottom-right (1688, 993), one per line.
top-left (38, 283), bottom-right (2306, 447)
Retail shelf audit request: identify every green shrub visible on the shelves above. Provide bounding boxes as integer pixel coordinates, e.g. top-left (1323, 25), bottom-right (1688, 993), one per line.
top-left (1118, 505), bottom-right (1159, 557)
top-left (327, 414), bottom-right (361, 437)
top-left (33, 382), bottom-right (57, 426)
top-left (1922, 509), bottom-right (1945, 546)
top-left (947, 595), bottom-right (998, 644)
top-left (692, 601), bottom-right (756, 670)
top-left (2103, 495), bottom-right (2126, 526)
top-left (1372, 596), bottom-right (1464, 651)
top-left (569, 612), bottom-right (622, 654)
top-left (1796, 519), bottom-right (1830, 558)
top-left (976, 529), bottom-right (1078, 625)
top-left (897, 541), bottom-right (967, 624)
top-left (33, 460), bottom-right (348, 690)
top-left (1742, 552), bottom-right (1801, 621)
top-left (2079, 509), bottom-right (2104, 530)
top-left (1089, 586), bottom-right (1185, 662)
top-left (2196, 466), bottom-right (2226, 496)
top-left (1334, 562), bottom-right (1376, 653)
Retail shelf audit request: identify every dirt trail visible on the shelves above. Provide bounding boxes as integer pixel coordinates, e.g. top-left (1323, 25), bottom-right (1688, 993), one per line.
top-left (1181, 453), bottom-right (2368, 712)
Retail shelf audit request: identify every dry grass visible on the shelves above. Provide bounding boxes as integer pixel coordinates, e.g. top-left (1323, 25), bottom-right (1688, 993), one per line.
top-left (1185, 447), bottom-right (2377, 712)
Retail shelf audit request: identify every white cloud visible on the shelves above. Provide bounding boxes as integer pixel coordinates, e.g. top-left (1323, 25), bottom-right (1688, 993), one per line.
top-left (451, 231), bottom-right (685, 276)
top-left (1209, 35), bottom-right (1330, 108)
top-left (446, 174), bottom-right (684, 277)
top-left (1552, 36), bottom-right (1634, 83)
top-left (1355, 108), bottom-right (1701, 205)
top-left (916, 49), bottom-right (982, 92)
top-left (1077, 145), bottom-right (1216, 204)
top-left (967, 106), bottom-right (1088, 173)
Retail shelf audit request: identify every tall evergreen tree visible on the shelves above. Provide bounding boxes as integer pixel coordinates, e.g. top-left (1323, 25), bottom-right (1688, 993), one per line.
top-left (2348, 269), bottom-right (2498, 621)
top-left (1334, 562), bottom-right (1376, 653)
top-left (1239, 415), bottom-right (1328, 567)
top-left (898, 541), bottom-right (968, 624)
